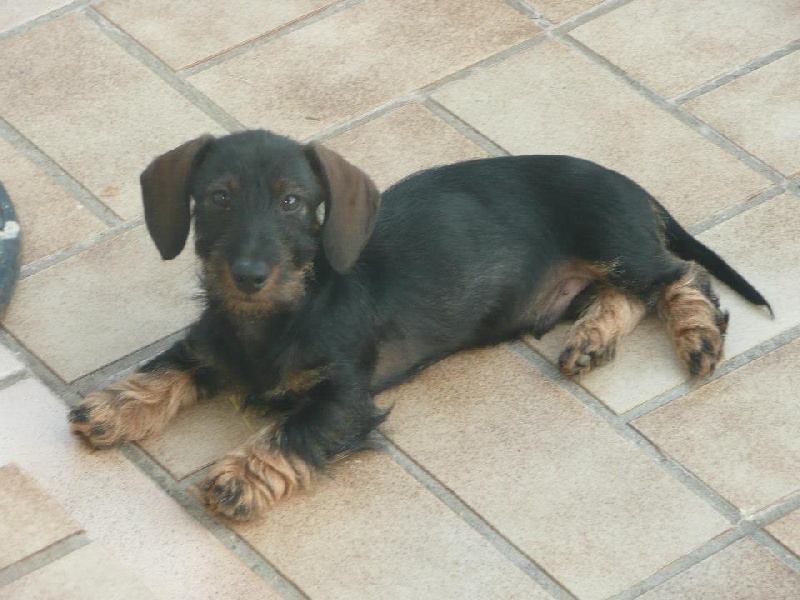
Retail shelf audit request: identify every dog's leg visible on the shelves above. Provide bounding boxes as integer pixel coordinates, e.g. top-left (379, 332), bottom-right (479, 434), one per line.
top-left (558, 287), bottom-right (646, 376)
top-left (201, 372), bottom-right (385, 520)
top-left (659, 261), bottom-right (728, 378)
top-left (69, 339), bottom-right (222, 447)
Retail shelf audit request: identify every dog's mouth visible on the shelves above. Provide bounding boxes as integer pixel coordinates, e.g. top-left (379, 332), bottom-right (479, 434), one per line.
top-left (203, 259), bottom-right (310, 316)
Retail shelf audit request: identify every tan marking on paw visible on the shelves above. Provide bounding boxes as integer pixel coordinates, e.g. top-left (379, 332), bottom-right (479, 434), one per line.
top-left (68, 370), bottom-right (197, 447)
top-left (559, 287), bottom-right (646, 376)
top-left (660, 263), bottom-right (728, 378)
top-left (201, 426), bottom-right (312, 521)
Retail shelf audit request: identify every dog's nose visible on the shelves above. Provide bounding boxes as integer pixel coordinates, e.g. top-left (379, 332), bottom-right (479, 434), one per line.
top-left (231, 259), bottom-right (270, 293)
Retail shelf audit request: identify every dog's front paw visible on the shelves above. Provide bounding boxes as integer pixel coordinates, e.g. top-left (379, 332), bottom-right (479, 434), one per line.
top-left (201, 436), bottom-right (312, 521)
top-left (68, 371), bottom-right (197, 448)
top-left (69, 390), bottom-right (128, 448)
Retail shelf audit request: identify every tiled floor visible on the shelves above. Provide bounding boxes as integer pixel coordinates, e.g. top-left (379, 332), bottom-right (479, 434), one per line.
top-left (0, 1), bottom-right (799, 598)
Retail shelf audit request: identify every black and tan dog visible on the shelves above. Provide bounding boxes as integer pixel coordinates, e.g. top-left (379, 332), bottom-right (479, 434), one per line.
top-left (69, 130), bottom-right (770, 520)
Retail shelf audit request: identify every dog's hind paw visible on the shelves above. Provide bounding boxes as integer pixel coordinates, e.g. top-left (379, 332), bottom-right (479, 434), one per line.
top-left (558, 336), bottom-right (616, 376)
top-left (201, 432), bottom-right (312, 521)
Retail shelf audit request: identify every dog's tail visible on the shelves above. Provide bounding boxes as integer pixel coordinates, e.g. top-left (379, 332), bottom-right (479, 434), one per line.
top-left (655, 202), bottom-right (773, 317)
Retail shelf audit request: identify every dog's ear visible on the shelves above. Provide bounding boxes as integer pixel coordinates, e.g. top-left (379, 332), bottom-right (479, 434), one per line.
top-left (305, 142), bottom-right (381, 273)
top-left (140, 135), bottom-right (215, 260)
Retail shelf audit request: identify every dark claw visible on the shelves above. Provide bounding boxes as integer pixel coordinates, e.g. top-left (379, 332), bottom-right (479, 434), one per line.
top-left (234, 504), bottom-right (249, 517)
top-left (90, 424), bottom-right (107, 436)
top-left (688, 350), bottom-right (703, 377)
top-left (69, 406), bottom-right (90, 423)
top-left (219, 483), bottom-right (242, 506)
top-left (700, 337), bottom-right (715, 355)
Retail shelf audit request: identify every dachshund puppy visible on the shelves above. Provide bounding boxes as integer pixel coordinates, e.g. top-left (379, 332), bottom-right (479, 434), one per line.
top-left (69, 130), bottom-right (770, 520)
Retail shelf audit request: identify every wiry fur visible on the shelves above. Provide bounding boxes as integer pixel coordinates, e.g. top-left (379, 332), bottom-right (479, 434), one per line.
top-left (69, 129), bottom-right (770, 520)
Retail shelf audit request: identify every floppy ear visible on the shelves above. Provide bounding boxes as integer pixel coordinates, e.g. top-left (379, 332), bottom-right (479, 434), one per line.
top-left (140, 135), bottom-right (215, 260)
top-left (305, 142), bottom-right (381, 273)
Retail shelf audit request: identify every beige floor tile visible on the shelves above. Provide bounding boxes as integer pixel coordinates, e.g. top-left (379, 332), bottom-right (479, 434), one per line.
top-left (0, 463), bottom-right (82, 570)
top-left (0, 543), bottom-right (155, 600)
top-left (95, 0), bottom-right (337, 69)
top-left (526, 318), bottom-right (686, 414)
top-left (139, 395), bottom-right (263, 480)
top-left (0, 14), bottom-right (225, 219)
top-left (571, 0), bottom-right (800, 98)
top-left (0, 345), bottom-right (24, 380)
top-left (534, 0), bottom-right (603, 23)
top-left (766, 509), bottom-right (800, 555)
top-left (697, 194), bottom-right (800, 358)
top-left (685, 51), bottom-right (800, 178)
top-left (324, 103), bottom-right (488, 190)
top-left (433, 41), bottom-right (769, 227)
top-left (533, 193), bottom-right (799, 413)
top-left (0, 0), bottom-right (71, 33)
top-left (380, 347), bottom-right (729, 600)
top-left (0, 379), bottom-right (280, 600)
top-left (0, 138), bottom-right (106, 265)
top-left (3, 226), bottom-right (200, 382)
top-left (639, 538), bottom-right (800, 600)
top-left (635, 337), bottom-right (800, 513)
top-left (234, 451), bottom-right (548, 600)
top-left (189, 0), bottom-right (538, 139)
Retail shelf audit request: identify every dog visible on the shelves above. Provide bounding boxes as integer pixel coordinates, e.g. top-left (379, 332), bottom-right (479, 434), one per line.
top-left (69, 129), bottom-right (770, 520)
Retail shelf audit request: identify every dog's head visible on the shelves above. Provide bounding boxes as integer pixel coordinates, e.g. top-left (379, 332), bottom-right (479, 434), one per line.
top-left (139, 130), bottom-right (381, 315)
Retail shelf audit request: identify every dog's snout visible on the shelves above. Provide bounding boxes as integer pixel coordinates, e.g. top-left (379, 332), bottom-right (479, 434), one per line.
top-left (231, 259), bottom-right (270, 293)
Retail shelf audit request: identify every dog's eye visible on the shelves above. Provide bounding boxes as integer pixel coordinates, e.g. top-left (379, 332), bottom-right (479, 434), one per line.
top-left (280, 194), bottom-right (301, 213)
top-left (211, 191), bottom-right (230, 208)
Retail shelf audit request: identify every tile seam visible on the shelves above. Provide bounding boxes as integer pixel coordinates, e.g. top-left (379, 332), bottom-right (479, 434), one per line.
top-left (556, 35), bottom-right (789, 185)
top-left (0, 532), bottom-right (90, 588)
top-left (0, 119), bottom-right (122, 227)
top-left (422, 98), bottom-right (512, 156)
top-left (118, 443), bottom-right (309, 600)
top-left (0, 0), bottom-right (91, 41)
top-left (380, 435), bottom-right (578, 600)
top-left (176, 0), bottom-right (365, 79)
top-left (507, 341), bottom-right (743, 522)
top-left (19, 217), bottom-right (143, 280)
top-left (620, 323), bottom-right (800, 423)
top-left (82, 7), bottom-right (244, 133)
top-left (752, 529), bottom-right (800, 575)
top-left (606, 525), bottom-right (751, 600)
top-left (672, 39), bottom-right (800, 105)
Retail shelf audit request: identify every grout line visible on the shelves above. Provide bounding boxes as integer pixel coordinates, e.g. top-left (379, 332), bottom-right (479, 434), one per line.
top-left (753, 529), bottom-right (800, 575)
top-left (381, 435), bottom-right (578, 600)
top-left (687, 184), bottom-right (786, 236)
top-left (0, 532), bottom-right (90, 588)
top-left (83, 8), bottom-right (244, 133)
top-left (177, 0), bottom-right (364, 78)
top-left (306, 97), bottom-right (421, 143)
top-left (504, 0), bottom-right (555, 30)
top-left (752, 489), bottom-right (800, 529)
top-left (507, 341), bottom-right (743, 522)
top-left (550, 0), bottom-right (637, 34)
top-left (557, 35), bottom-right (789, 186)
top-left (673, 40), bottom-right (800, 105)
top-left (0, 329), bottom-right (79, 405)
top-left (621, 323), bottom-right (800, 423)
top-left (0, 369), bottom-right (29, 393)
top-left (423, 98), bottom-right (511, 157)
top-left (20, 217), bottom-right (143, 280)
top-left (119, 443), bottom-right (309, 600)
top-left (0, 119), bottom-right (122, 227)
top-left (0, 0), bottom-right (91, 41)
top-left (607, 526), bottom-right (751, 600)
